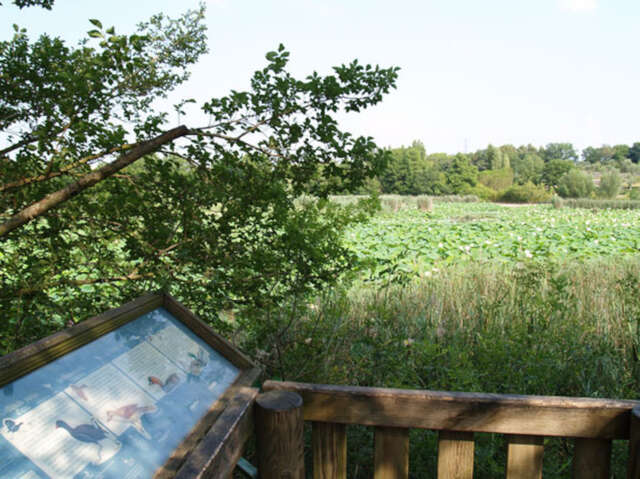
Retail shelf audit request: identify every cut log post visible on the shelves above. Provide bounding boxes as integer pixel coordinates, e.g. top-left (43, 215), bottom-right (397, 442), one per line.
top-left (629, 406), bottom-right (640, 479)
top-left (374, 426), bottom-right (409, 479)
top-left (572, 438), bottom-right (611, 479)
top-left (255, 390), bottom-right (305, 479)
top-left (505, 434), bottom-right (544, 479)
top-left (312, 422), bottom-right (347, 479)
top-left (437, 430), bottom-right (474, 479)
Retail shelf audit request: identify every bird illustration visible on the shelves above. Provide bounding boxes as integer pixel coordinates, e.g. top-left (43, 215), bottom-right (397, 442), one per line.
top-left (148, 373), bottom-right (180, 392)
top-left (106, 403), bottom-right (156, 440)
top-left (70, 384), bottom-right (89, 401)
top-left (188, 348), bottom-right (208, 376)
top-left (55, 419), bottom-right (107, 461)
top-left (2, 418), bottom-right (23, 433)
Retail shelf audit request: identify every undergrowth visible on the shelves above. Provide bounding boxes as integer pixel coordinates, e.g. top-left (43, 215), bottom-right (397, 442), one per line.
top-left (238, 258), bottom-right (640, 478)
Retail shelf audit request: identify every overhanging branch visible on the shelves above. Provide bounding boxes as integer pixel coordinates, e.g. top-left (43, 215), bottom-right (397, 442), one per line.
top-left (0, 125), bottom-right (189, 238)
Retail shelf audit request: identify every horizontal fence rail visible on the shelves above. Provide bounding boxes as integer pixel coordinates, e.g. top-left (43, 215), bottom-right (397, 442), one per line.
top-left (262, 380), bottom-right (640, 479)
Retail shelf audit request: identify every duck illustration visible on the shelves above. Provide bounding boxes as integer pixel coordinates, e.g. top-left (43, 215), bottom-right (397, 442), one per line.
top-left (188, 349), bottom-right (208, 376)
top-left (2, 418), bottom-right (23, 433)
top-left (70, 384), bottom-right (89, 401)
top-left (106, 403), bottom-right (156, 440)
top-left (148, 373), bottom-right (180, 392)
top-left (55, 419), bottom-right (108, 461)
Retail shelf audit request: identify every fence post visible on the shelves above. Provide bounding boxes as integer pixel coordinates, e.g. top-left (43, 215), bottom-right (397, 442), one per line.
top-left (629, 406), bottom-right (640, 479)
top-left (255, 390), bottom-right (305, 479)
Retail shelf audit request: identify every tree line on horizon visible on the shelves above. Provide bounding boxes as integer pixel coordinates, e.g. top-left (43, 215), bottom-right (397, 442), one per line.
top-left (326, 141), bottom-right (640, 202)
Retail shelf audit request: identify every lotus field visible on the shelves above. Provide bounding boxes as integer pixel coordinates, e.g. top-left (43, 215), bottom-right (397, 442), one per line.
top-left (344, 202), bottom-right (640, 280)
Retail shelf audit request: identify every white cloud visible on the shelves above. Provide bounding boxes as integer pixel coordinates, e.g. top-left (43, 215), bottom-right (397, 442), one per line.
top-left (558, 0), bottom-right (597, 13)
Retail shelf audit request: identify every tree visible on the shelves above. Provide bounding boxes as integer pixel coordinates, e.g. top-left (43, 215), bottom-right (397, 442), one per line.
top-left (512, 153), bottom-right (544, 184)
top-left (543, 143), bottom-right (577, 163)
top-left (598, 169), bottom-right (622, 199)
top-left (629, 143), bottom-right (640, 164)
top-left (555, 170), bottom-right (594, 198)
top-left (0, 4), bottom-right (399, 352)
top-left (613, 144), bottom-right (630, 162)
top-left (541, 159), bottom-right (574, 187)
top-left (446, 154), bottom-right (477, 193)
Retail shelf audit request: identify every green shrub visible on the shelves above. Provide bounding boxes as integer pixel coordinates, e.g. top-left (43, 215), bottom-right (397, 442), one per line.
top-left (498, 182), bottom-right (551, 203)
top-left (551, 195), bottom-right (564, 209)
top-left (461, 183), bottom-right (498, 201)
top-left (598, 169), bottom-right (623, 199)
top-left (416, 196), bottom-right (433, 211)
top-left (478, 167), bottom-right (514, 191)
top-left (556, 169), bottom-right (594, 198)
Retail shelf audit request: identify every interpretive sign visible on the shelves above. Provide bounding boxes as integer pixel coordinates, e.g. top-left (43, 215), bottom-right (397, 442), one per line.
top-left (0, 293), bottom-right (260, 479)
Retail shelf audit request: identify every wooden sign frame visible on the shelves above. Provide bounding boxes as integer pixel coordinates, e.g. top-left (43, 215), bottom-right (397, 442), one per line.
top-left (0, 292), bottom-right (261, 478)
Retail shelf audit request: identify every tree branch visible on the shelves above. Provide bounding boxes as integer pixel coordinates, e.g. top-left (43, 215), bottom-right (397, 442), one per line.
top-left (0, 142), bottom-right (136, 193)
top-left (0, 125), bottom-right (189, 237)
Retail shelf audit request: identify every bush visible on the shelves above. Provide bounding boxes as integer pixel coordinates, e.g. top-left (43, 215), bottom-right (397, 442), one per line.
top-left (556, 169), bottom-right (594, 198)
top-left (416, 196), bottom-right (433, 211)
top-left (598, 169), bottom-right (623, 199)
top-left (551, 195), bottom-right (564, 209)
top-left (478, 167), bottom-right (514, 191)
top-left (498, 182), bottom-right (551, 203)
top-left (461, 183), bottom-right (498, 201)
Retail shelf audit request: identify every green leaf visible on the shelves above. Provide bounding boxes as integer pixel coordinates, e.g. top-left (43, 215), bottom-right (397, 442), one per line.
top-left (89, 18), bottom-right (103, 29)
top-left (106, 26), bottom-right (115, 35)
top-left (88, 29), bottom-right (103, 38)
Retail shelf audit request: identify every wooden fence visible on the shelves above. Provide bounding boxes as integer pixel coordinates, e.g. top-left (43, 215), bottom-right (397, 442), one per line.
top-left (255, 380), bottom-right (640, 479)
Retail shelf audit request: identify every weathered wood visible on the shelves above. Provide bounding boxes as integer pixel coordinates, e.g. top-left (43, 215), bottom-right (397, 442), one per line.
top-left (155, 368), bottom-right (260, 478)
top-left (374, 426), bottom-right (409, 479)
top-left (171, 387), bottom-right (258, 479)
top-left (162, 294), bottom-right (255, 370)
top-left (255, 390), bottom-right (305, 479)
top-left (263, 380), bottom-right (640, 439)
top-left (572, 438), bottom-right (611, 478)
top-left (437, 430), bottom-right (474, 479)
top-left (313, 422), bottom-right (347, 479)
top-left (0, 292), bottom-right (162, 387)
top-left (629, 406), bottom-right (640, 479)
top-left (505, 435), bottom-right (544, 479)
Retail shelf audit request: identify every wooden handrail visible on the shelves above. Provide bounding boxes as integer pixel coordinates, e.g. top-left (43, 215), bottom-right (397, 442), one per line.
top-left (263, 380), bottom-right (640, 439)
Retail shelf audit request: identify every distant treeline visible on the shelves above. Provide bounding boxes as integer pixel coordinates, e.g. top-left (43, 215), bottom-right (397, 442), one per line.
top-left (313, 141), bottom-right (640, 202)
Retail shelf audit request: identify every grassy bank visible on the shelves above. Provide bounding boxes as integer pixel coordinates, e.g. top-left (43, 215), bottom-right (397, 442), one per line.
top-left (240, 258), bottom-right (640, 477)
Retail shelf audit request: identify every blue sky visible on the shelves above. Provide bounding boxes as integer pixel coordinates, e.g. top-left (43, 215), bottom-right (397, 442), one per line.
top-left (3, 0), bottom-right (639, 154)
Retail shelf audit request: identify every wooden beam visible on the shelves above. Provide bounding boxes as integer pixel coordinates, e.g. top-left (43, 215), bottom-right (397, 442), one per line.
top-left (171, 387), bottom-right (258, 479)
top-left (629, 406), bottom-right (640, 479)
top-left (437, 430), bottom-right (474, 479)
top-left (505, 435), bottom-right (544, 479)
top-left (263, 381), bottom-right (639, 439)
top-left (374, 426), bottom-right (409, 479)
top-left (313, 422), bottom-right (347, 479)
top-left (573, 438), bottom-right (611, 479)
top-left (255, 390), bottom-right (305, 479)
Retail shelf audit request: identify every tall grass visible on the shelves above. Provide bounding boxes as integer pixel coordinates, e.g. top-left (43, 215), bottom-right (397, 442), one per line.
top-left (329, 194), bottom-right (479, 212)
top-left (560, 198), bottom-right (640, 210)
top-left (240, 258), bottom-right (640, 477)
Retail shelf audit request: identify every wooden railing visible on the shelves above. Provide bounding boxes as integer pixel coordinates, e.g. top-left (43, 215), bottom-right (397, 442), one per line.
top-left (257, 380), bottom-right (640, 479)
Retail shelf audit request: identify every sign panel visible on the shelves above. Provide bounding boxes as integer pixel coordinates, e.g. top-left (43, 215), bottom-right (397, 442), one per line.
top-left (0, 306), bottom-right (242, 479)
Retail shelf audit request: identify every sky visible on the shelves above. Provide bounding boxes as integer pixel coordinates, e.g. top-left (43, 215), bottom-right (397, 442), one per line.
top-left (2, 0), bottom-right (639, 154)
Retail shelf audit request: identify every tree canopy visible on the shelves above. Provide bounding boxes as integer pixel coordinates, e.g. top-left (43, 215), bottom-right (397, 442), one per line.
top-left (0, 3), bottom-right (398, 352)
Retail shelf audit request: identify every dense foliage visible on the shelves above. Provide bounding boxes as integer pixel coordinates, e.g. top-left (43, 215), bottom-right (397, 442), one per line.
top-left (340, 201), bottom-right (640, 281)
top-left (346, 139), bottom-right (640, 202)
top-left (243, 200), bottom-right (640, 476)
top-left (0, 4), bottom-right (398, 352)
